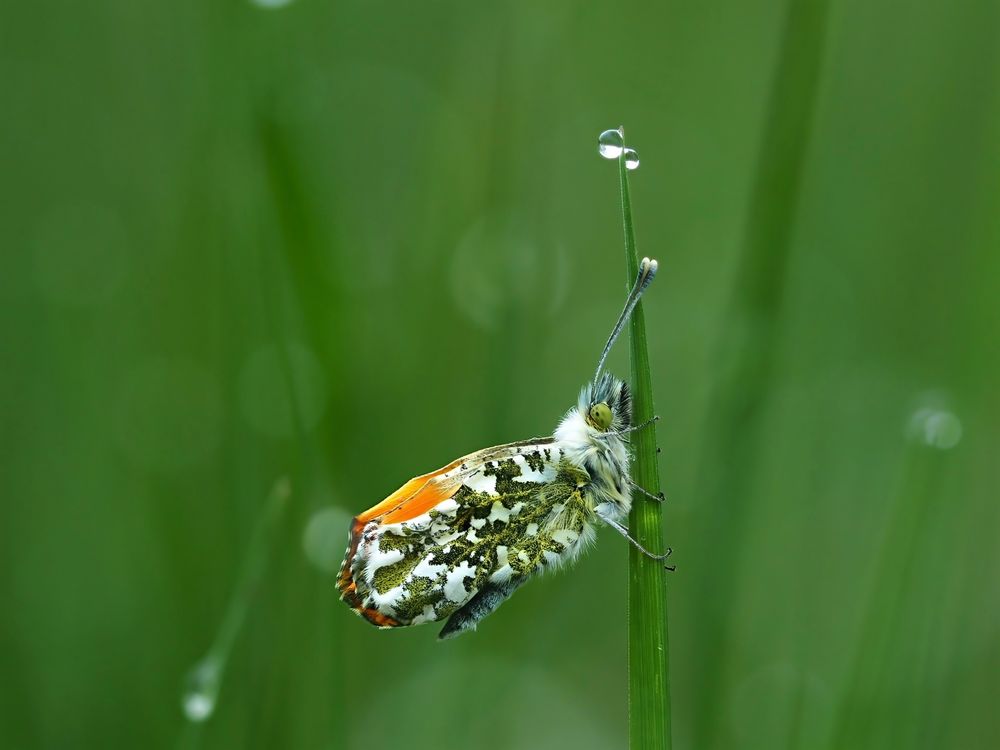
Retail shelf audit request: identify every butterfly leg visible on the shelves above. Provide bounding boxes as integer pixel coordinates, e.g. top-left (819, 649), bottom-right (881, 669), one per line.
top-left (438, 576), bottom-right (527, 640)
top-left (604, 518), bottom-right (675, 570)
top-left (628, 477), bottom-right (665, 503)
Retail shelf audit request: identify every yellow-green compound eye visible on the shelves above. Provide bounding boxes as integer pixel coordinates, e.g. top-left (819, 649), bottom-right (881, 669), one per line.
top-left (589, 402), bottom-right (613, 431)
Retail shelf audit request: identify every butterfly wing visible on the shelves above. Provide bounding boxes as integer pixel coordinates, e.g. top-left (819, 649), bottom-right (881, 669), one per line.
top-left (338, 438), bottom-right (594, 634)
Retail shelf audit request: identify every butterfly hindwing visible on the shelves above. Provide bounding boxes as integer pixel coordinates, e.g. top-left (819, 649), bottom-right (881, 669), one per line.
top-left (338, 439), bottom-right (596, 635)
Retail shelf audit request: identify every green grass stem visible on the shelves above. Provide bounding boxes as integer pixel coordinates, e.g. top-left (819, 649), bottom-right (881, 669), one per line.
top-left (180, 477), bottom-right (292, 729)
top-left (689, 0), bottom-right (831, 744)
top-left (616, 130), bottom-right (672, 750)
top-left (830, 433), bottom-right (951, 749)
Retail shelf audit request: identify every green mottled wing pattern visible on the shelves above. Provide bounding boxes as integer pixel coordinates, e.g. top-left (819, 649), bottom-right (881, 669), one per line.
top-left (346, 445), bottom-right (596, 637)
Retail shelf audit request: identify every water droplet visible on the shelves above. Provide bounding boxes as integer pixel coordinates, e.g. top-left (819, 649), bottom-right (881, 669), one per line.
top-left (907, 408), bottom-right (962, 450)
top-left (624, 148), bottom-right (640, 170)
top-left (597, 129), bottom-right (624, 159)
top-left (182, 658), bottom-right (220, 723)
top-left (250, 0), bottom-right (294, 8)
top-left (303, 506), bottom-right (352, 574)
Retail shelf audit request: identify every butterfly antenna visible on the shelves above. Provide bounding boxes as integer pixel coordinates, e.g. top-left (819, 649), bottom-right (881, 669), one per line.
top-left (593, 257), bottom-right (659, 383)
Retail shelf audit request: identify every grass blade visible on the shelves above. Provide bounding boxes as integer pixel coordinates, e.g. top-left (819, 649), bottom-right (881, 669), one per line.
top-left (615, 131), bottom-right (672, 750)
top-left (688, 0), bottom-right (832, 745)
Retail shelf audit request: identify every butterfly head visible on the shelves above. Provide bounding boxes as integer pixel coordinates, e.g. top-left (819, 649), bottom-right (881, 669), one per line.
top-left (580, 373), bottom-right (632, 433)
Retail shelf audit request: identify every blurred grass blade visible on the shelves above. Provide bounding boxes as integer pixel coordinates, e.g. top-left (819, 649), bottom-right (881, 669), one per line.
top-left (689, 0), bottom-right (832, 745)
top-left (616, 130), bottom-right (672, 750)
top-left (830, 411), bottom-right (959, 749)
top-left (180, 477), bottom-right (292, 726)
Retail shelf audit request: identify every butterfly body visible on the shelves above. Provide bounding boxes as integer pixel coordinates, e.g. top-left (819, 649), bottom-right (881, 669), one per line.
top-left (338, 375), bottom-right (633, 638)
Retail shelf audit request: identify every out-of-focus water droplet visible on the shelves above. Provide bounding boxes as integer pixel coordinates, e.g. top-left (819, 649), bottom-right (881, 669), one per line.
top-left (907, 408), bottom-right (962, 450)
top-left (450, 211), bottom-right (563, 331)
top-left (303, 506), bottom-right (352, 574)
top-left (182, 659), bottom-right (220, 723)
top-left (623, 148), bottom-right (640, 170)
top-left (598, 128), bottom-right (624, 159)
top-left (251, 0), bottom-right (294, 8)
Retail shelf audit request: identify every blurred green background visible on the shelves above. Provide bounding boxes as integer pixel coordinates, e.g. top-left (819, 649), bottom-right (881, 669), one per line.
top-left (2, 0), bottom-right (998, 748)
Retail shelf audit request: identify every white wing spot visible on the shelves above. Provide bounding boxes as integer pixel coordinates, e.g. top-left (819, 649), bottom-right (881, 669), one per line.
top-left (490, 545), bottom-right (513, 583)
top-left (413, 555), bottom-right (447, 581)
top-left (363, 546), bottom-right (404, 584)
top-left (368, 583), bottom-right (406, 609)
top-left (410, 604), bottom-right (438, 625)
top-left (512, 453), bottom-right (558, 483)
top-left (465, 471), bottom-right (498, 495)
top-left (488, 500), bottom-right (512, 525)
top-left (432, 529), bottom-right (462, 546)
top-left (435, 498), bottom-right (460, 515)
top-left (444, 561), bottom-right (476, 602)
top-left (401, 513), bottom-right (432, 532)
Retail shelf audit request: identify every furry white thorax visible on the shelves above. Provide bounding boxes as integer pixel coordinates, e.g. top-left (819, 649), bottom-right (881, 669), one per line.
top-left (553, 383), bottom-right (632, 524)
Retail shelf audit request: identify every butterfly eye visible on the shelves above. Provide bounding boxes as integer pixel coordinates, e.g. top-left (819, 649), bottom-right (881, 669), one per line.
top-left (589, 402), bottom-right (613, 431)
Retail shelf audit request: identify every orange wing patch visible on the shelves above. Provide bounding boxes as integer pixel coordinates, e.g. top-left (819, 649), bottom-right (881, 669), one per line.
top-left (340, 575), bottom-right (402, 628)
top-left (379, 477), bottom-right (461, 524)
top-left (356, 457), bottom-right (464, 524)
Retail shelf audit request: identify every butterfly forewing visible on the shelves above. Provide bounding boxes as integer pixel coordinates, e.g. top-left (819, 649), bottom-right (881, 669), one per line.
top-left (338, 438), bottom-right (595, 631)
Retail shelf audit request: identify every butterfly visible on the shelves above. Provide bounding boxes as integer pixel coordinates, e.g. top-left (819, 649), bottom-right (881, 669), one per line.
top-left (338, 257), bottom-right (670, 639)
